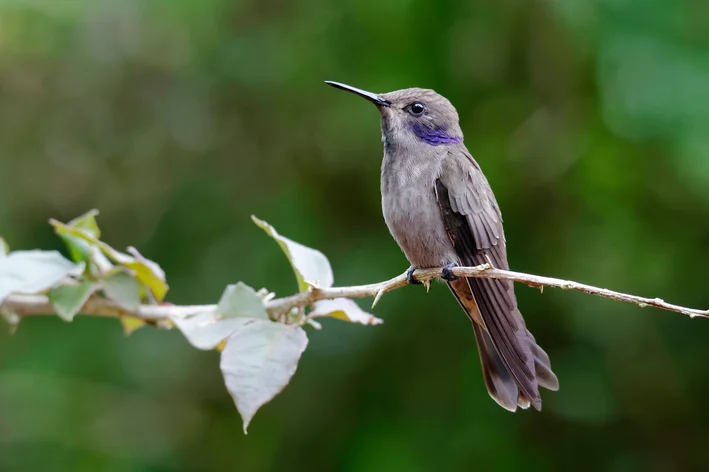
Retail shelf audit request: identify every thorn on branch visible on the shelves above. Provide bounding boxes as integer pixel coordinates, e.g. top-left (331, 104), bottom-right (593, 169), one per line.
top-left (371, 289), bottom-right (385, 308)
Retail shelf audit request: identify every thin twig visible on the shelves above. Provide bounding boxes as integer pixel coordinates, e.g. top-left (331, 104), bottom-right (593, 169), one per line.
top-left (2, 264), bottom-right (707, 322)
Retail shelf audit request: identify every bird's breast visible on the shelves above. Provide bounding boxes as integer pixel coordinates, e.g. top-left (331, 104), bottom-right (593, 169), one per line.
top-left (380, 154), bottom-right (457, 268)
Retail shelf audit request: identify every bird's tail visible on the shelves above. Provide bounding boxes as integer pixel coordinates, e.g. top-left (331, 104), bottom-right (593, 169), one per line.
top-left (447, 278), bottom-right (558, 411)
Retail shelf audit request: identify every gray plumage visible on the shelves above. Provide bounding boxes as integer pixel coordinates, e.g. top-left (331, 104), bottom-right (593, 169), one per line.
top-left (326, 81), bottom-right (558, 411)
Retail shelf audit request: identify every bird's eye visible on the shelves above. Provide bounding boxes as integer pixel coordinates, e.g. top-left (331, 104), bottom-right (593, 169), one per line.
top-left (409, 102), bottom-right (425, 116)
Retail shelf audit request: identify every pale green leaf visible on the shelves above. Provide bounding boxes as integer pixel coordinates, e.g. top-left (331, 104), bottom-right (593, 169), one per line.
top-left (217, 282), bottom-right (268, 319)
top-left (58, 233), bottom-right (112, 271)
top-left (68, 209), bottom-right (101, 238)
top-left (220, 320), bottom-right (308, 433)
top-left (0, 238), bottom-right (8, 256)
top-left (172, 311), bottom-right (252, 350)
top-left (252, 216), bottom-right (333, 292)
top-left (49, 281), bottom-right (98, 322)
top-left (309, 298), bottom-right (384, 326)
top-left (0, 250), bottom-right (85, 303)
top-left (56, 210), bottom-right (101, 264)
top-left (58, 233), bottom-right (93, 265)
top-left (102, 271), bottom-right (141, 311)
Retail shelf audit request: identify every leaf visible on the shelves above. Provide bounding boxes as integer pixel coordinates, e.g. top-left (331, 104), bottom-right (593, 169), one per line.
top-left (252, 216), bottom-right (333, 292)
top-left (220, 320), bottom-right (308, 433)
top-left (124, 260), bottom-right (169, 302)
top-left (0, 250), bottom-right (85, 303)
top-left (52, 219), bottom-right (168, 301)
top-left (218, 282), bottom-right (269, 319)
top-left (102, 270), bottom-right (141, 311)
top-left (53, 222), bottom-right (133, 267)
top-left (127, 246), bottom-right (166, 284)
top-left (57, 210), bottom-right (101, 265)
top-left (68, 209), bottom-right (101, 238)
top-left (172, 311), bottom-right (252, 350)
top-left (58, 233), bottom-right (91, 265)
top-left (173, 282), bottom-right (268, 350)
top-left (0, 238), bottom-right (8, 256)
top-left (49, 281), bottom-right (98, 322)
top-left (87, 245), bottom-right (114, 272)
top-left (309, 298), bottom-right (384, 326)
top-left (120, 316), bottom-right (147, 335)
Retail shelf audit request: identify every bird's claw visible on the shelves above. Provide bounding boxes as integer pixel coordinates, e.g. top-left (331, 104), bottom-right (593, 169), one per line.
top-left (407, 266), bottom-right (422, 285)
top-left (441, 263), bottom-right (459, 281)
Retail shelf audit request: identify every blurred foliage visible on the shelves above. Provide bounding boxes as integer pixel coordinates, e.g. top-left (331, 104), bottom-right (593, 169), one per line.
top-left (2, 0), bottom-right (709, 470)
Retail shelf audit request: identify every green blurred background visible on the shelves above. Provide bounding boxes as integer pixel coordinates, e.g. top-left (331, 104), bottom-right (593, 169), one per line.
top-left (2, 0), bottom-right (709, 470)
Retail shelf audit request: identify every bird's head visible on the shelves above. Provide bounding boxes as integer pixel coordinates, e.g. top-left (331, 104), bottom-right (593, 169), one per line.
top-left (325, 81), bottom-right (464, 147)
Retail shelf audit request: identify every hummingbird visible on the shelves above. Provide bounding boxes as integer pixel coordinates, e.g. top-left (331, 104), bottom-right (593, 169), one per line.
top-left (325, 81), bottom-right (558, 411)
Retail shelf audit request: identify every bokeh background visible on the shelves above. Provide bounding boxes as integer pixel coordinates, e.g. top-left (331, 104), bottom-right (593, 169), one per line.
top-left (2, 0), bottom-right (709, 470)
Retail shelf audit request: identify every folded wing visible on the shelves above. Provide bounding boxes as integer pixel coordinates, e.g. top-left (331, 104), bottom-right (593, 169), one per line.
top-left (436, 150), bottom-right (558, 411)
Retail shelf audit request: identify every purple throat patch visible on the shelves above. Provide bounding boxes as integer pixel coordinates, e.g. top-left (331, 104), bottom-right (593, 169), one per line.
top-left (412, 123), bottom-right (462, 146)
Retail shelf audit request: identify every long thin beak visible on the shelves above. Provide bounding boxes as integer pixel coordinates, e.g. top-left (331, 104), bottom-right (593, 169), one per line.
top-left (325, 81), bottom-right (391, 107)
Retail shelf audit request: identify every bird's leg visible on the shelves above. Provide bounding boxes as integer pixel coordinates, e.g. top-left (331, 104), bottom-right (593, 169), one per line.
top-left (406, 266), bottom-right (422, 285)
top-left (441, 262), bottom-right (459, 281)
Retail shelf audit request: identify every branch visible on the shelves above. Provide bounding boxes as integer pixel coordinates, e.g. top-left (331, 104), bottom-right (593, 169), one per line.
top-left (3, 264), bottom-right (708, 322)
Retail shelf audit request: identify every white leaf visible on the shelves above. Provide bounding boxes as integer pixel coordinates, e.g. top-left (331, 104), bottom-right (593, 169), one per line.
top-left (310, 298), bottom-right (384, 326)
top-left (220, 320), bottom-right (308, 433)
top-left (172, 311), bottom-right (252, 350)
top-left (0, 250), bottom-right (85, 303)
top-left (252, 216), bottom-right (334, 292)
top-left (218, 282), bottom-right (268, 319)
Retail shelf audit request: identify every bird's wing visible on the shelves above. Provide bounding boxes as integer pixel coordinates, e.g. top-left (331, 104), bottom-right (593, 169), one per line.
top-left (435, 149), bottom-right (557, 411)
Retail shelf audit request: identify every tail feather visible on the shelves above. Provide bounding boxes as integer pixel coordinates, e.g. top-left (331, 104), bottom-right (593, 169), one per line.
top-left (447, 278), bottom-right (557, 411)
top-left (472, 322), bottom-right (521, 411)
top-left (528, 330), bottom-right (559, 391)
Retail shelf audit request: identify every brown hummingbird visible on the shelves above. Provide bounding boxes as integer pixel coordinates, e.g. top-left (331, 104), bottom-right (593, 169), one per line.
top-left (326, 81), bottom-right (559, 411)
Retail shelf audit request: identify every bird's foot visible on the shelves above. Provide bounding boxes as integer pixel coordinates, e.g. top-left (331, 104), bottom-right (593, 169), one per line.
top-left (441, 262), bottom-right (459, 281)
top-left (406, 266), bottom-right (422, 285)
